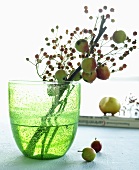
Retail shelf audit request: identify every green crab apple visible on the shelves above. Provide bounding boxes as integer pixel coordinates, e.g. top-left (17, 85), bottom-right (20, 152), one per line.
top-left (79, 147), bottom-right (96, 162)
top-left (112, 30), bottom-right (126, 44)
top-left (99, 97), bottom-right (121, 116)
top-left (75, 39), bottom-right (89, 53)
top-left (55, 69), bottom-right (67, 82)
top-left (96, 65), bottom-right (110, 80)
top-left (82, 70), bottom-right (97, 83)
top-left (81, 58), bottom-right (97, 73)
top-left (69, 69), bottom-right (82, 81)
top-left (91, 138), bottom-right (102, 153)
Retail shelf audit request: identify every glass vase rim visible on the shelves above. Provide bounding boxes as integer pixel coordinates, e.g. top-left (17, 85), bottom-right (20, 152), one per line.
top-left (8, 80), bottom-right (81, 85)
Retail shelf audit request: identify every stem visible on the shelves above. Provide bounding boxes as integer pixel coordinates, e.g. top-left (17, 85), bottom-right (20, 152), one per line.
top-left (67, 65), bottom-right (82, 81)
top-left (44, 127), bottom-right (59, 154)
top-left (90, 15), bottom-right (107, 53)
top-left (36, 63), bottom-right (43, 80)
top-left (25, 126), bottom-right (47, 156)
top-left (25, 83), bottom-right (73, 156)
top-left (41, 128), bottom-right (51, 159)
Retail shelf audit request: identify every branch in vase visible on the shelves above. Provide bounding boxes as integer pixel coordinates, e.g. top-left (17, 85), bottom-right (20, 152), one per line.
top-left (25, 83), bottom-right (74, 157)
top-left (25, 12), bottom-right (108, 158)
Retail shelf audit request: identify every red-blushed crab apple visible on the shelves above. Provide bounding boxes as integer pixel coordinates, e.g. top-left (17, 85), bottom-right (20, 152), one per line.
top-left (91, 138), bottom-right (102, 153)
top-left (81, 58), bottom-right (97, 73)
top-left (96, 65), bottom-right (110, 80)
top-left (75, 39), bottom-right (89, 53)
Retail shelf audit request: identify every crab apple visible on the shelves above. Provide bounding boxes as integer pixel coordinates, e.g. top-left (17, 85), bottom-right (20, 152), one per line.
top-left (99, 97), bottom-right (121, 116)
top-left (96, 65), bottom-right (110, 80)
top-left (112, 30), bottom-right (126, 44)
top-left (82, 70), bottom-right (97, 83)
top-left (69, 69), bottom-right (82, 81)
top-left (55, 69), bottom-right (67, 82)
top-left (79, 147), bottom-right (96, 162)
top-left (91, 138), bottom-right (102, 153)
top-left (75, 39), bottom-right (89, 53)
top-left (81, 58), bottom-right (97, 73)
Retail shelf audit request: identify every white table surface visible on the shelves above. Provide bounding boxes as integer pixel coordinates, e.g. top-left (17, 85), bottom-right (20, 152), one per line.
top-left (1, 115), bottom-right (139, 170)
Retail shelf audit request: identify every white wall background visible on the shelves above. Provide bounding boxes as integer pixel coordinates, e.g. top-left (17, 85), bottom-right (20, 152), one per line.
top-left (0, 0), bottom-right (139, 117)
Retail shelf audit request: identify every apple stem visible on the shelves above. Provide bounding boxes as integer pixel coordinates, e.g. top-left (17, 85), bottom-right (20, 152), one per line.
top-left (78, 150), bottom-right (83, 152)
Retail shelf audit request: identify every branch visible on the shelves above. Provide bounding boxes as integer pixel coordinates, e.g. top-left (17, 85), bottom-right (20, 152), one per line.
top-left (67, 15), bottom-right (107, 81)
top-left (67, 65), bottom-right (82, 81)
top-left (90, 15), bottom-right (107, 53)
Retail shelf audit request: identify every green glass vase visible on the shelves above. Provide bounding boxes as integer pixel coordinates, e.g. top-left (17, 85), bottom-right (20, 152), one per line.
top-left (8, 80), bottom-right (81, 159)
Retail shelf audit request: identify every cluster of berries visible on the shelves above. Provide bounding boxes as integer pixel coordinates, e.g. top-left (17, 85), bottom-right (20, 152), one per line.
top-left (26, 5), bottom-right (138, 83)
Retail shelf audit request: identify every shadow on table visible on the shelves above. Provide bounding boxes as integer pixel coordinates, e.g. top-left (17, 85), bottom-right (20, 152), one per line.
top-left (1, 153), bottom-right (85, 170)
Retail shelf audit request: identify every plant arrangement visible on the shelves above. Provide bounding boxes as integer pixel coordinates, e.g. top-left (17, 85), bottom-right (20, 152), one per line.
top-left (26, 5), bottom-right (137, 83)
top-left (24, 5), bottom-right (138, 159)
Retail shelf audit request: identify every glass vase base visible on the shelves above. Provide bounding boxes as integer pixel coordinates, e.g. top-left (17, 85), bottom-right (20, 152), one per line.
top-left (11, 123), bottom-right (78, 160)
